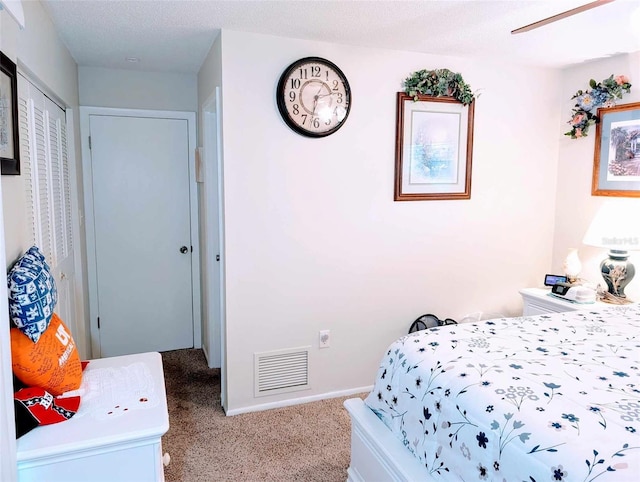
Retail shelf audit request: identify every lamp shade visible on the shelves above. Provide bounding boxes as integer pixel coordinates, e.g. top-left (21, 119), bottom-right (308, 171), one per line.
top-left (583, 200), bottom-right (640, 251)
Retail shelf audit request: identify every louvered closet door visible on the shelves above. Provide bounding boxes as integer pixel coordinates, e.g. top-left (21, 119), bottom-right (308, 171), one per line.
top-left (19, 78), bottom-right (51, 260)
top-left (17, 74), bottom-right (77, 333)
top-left (17, 75), bottom-right (37, 245)
top-left (45, 98), bottom-right (76, 327)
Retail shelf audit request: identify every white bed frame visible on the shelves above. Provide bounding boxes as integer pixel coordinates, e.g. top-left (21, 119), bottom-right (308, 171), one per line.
top-left (344, 398), bottom-right (436, 482)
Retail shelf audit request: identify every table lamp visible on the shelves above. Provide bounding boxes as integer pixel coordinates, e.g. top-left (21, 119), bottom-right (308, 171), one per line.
top-left (583, 200), bottom-right (640, 298)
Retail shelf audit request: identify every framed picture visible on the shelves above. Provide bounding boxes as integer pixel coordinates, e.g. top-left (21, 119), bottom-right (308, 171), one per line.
top-left (1, 50), bottom-right (20, 175)
top-left (394, 92), bottom-right (474, 201)
top-left (592, 102), bottom-right (640, 197)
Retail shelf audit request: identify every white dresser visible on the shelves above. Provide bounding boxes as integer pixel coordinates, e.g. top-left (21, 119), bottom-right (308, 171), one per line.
top-left (519, 287), bottom-right (608, 316)
top-left (17, 351), bottom-right (169, 482)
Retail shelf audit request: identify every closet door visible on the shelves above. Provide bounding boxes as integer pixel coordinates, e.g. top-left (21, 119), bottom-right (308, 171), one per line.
top-left (45, 98), bottom-right (76, 327)
top-left (18, 77), bottom-right (52, 259)
top-left (17, 75), bottom-right (37, 244)
top-left (17, 75), bottom-right (77, 334)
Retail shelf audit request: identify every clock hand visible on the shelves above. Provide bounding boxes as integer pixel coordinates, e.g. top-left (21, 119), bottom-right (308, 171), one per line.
top-left (312, 85), bottom-right (330, 114)
top-left (313, 86), bottom-right (326, 114)
top-left (307, 82), bottom-right (332, 116)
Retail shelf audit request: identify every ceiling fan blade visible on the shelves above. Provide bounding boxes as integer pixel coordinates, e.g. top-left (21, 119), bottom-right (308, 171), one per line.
top-left (511, 0), bottom-right (616, 34)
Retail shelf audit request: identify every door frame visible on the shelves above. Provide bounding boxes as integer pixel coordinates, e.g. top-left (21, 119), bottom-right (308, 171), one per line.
top-left (65, 107), bottom-right (90, 360)
top-left (202, 88), bottom-right (227, 408)
top-left (80, 107), bottom-right (201, 358)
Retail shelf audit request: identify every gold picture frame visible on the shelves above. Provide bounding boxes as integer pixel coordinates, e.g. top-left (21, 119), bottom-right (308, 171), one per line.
top-left (394, 92), bottom-right (474, 201)
top-left (592, 102), bottom-right (640, 198)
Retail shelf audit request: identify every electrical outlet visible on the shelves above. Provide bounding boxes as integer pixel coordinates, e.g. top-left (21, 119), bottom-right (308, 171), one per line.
top-left (319, 330), bottom-right (330, 348)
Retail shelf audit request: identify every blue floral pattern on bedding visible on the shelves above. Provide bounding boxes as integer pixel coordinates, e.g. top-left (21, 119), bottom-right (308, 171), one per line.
top-left (364, 305), bottom-right (640, 481)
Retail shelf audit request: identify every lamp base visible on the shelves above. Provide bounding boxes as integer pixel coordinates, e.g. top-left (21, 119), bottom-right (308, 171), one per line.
top-left (600, 250), bottom-right (635, 298)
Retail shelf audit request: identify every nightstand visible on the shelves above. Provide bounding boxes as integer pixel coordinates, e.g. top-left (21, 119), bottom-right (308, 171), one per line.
top-left (519, 287), bottom-right (608, 316)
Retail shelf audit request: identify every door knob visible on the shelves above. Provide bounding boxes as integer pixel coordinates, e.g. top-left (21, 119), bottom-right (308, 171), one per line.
top-left (180, 246), bottom-right (189, 254)
top-left (216, 254), bottom-right (220, 262)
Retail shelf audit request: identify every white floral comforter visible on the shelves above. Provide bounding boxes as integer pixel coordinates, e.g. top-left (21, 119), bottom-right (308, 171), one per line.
top-left (364, 304), bottom-right (640, 481)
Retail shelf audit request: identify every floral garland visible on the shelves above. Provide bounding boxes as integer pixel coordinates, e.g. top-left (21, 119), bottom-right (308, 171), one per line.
top-left (404, 68), bottom-right (475, 105)
top-left (565, 74), bottom-right (632, 139)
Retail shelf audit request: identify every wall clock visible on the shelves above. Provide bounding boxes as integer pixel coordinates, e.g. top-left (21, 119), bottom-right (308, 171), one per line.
top-left (276, 57), bottom-right (351, 138)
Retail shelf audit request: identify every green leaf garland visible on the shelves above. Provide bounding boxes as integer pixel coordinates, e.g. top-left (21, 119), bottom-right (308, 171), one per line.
top-left (404, 68), bottom-right (475, 105)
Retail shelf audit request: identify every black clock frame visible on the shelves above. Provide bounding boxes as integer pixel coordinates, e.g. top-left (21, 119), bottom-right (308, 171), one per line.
top-left (276, 56), bottom-right (352, 138)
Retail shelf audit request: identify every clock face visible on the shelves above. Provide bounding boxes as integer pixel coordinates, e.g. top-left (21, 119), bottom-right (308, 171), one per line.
top-left (276, 57), bottom-right (351, 138)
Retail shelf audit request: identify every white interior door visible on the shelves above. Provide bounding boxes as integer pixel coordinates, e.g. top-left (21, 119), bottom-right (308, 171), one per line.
top-left (89, 114), bottom-right (194, 357)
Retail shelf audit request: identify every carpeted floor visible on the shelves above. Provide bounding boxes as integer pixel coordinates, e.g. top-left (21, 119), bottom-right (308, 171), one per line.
top-left (161, 349), bottom-right (360, 482)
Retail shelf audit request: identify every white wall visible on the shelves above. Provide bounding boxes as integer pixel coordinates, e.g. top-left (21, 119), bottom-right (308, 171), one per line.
top-left (553, 52), bottom-right (640, 301)
top-left (0, 89), bottom-right (17, 482)
top-left (1, 0), bottom-right (80, 265)
top-left (0, 166), bottom-right (16, 481)
top-left (215, 30), bottom-right (561, 413)
top-left (197, 34), bottom-right (222, 144)
top-left (79, 66), bottom-right (197, 111)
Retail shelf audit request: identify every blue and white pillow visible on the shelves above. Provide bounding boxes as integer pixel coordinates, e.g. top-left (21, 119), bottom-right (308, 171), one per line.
top-left (7, 246), bottom-right (57, 343)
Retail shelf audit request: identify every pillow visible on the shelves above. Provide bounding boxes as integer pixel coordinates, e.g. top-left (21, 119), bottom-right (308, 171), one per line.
top-left (11, 313), bottom-right (82, 396)
top-left (14, 387), bottom-right (81, 438)
top-left (24, 245), bottom-right (47, 263)
top-left (7, 246), bottom-right (57, 343)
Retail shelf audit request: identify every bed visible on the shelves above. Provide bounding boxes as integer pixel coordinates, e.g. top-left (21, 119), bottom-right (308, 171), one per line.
top-left (345, 304), bottom-right (640, 481)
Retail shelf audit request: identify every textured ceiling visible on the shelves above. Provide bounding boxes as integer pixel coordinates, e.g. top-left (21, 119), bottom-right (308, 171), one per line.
top-left (40, 0), bottom-right (640, 73)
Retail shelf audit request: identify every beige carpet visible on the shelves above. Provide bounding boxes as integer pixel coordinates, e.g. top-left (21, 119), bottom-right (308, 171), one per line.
top-left (161, 349), bottom-right (362, 482)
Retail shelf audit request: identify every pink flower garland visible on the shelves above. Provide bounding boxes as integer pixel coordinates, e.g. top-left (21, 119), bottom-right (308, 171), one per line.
top-left (565, 74), bottom-right (632, 139)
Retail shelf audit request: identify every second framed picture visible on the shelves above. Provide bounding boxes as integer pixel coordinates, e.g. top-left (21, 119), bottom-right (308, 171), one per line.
top-left (1, 50), bottom-right (20, 175)
top-left (394, 92), bottom-right (474, 201)
top-left (592, 101), bottom-right (640, 198)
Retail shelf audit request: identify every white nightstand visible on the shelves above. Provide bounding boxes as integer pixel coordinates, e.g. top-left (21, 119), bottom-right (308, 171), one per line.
top-left (519, 287), bottom-right (608, 316)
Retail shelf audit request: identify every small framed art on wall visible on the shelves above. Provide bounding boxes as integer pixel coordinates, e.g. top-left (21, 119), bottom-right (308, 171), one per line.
top-left (394, 92), bottom-right (474, 201)
top-left (592, 101), bottom-right (640, 197)
top-left (1, 50), bottom-right (20, 175)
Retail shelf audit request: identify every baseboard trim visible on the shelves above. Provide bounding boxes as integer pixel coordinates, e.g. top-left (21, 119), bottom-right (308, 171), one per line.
top-left (225, 385), bottom-right (373, 416)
